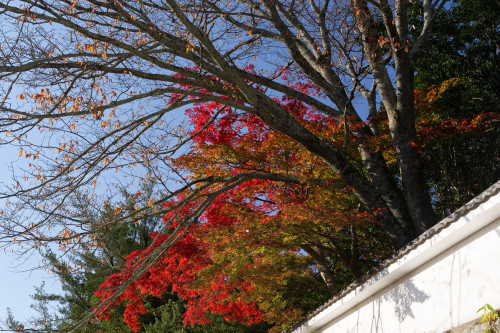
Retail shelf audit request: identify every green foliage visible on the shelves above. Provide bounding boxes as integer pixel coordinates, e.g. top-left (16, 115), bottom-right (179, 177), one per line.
top-left (415, 0), bottom-right (500, 102)
top-left (29, 282), bottom-right (61, 332)
top-left (478, 304), bottom-right (499, 328)
top-left (413, 0), bottom-right (500, 218)
top-left (3, 308), bottom-right (24, 332)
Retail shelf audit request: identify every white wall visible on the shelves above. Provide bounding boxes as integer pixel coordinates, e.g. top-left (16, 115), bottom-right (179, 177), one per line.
top-left (291, 186), bottom-right (500, 333)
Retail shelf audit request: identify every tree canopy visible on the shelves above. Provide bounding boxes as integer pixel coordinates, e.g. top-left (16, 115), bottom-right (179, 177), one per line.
top-left (0, 0), bottom-right (498, 331)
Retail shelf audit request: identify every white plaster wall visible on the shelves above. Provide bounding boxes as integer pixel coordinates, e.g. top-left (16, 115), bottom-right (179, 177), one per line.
top-left (320, 219), bottom-right (500, 333)
top-left (291, 188), bottom-right (500, 333)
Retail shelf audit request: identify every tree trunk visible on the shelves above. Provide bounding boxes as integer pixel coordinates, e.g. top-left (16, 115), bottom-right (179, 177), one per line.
top-left (352, 0), bottom-right (437, 236)
top-left (302, 244), bottom-right (337, 295)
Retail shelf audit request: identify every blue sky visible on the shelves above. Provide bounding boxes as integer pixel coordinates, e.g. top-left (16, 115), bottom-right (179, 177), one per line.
top-left (0, 250), bottom-right (62, 323)
top-left (0, 143), bottom-right (62, 324)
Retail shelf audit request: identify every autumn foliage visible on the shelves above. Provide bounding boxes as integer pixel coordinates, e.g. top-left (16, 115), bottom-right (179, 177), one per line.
top-left (0, 0), bottom-right (497, 332)
top-left (92, 68), bottom-right (499, 331)
top-left (93, 66), bottom-right (372, 331)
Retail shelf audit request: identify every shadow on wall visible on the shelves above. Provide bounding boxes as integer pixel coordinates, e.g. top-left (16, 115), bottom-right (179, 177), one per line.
top-left (366, 278), bottom-right (429, 332)
top-left (383, 279), bottom-right (430, 322)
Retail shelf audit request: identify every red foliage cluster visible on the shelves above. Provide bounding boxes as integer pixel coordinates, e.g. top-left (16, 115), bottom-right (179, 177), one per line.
top-left (95, 202), bottom-right (264, 331)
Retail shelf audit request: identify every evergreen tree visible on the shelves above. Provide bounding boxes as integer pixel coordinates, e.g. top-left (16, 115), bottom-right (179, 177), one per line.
top-left (413, 0), bottom-right (500, 217)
